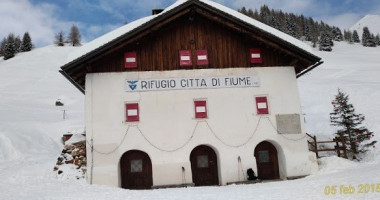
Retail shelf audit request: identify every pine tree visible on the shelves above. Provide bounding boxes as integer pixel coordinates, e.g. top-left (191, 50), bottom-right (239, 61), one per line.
top-left (14, 35), bottom-right (21, 53)
top-left (0, 37), bottom-right (6, 57)
top-left (3, 34), bottom-right (16, 60)
top-left (362, 27), bottom-right (376, 47)
top-left (55, 31), bottom-right (65, 46)
top-left (330, 89), bottom-right (377, 160)
top-left (319, 29), bottom-right (332, 51)
top-left (20, 32), bottom-right (33, 52)
top-left (332, 27), bottom-right (343, 41)
top-left (375, 34), bottom-right (380, 46)
top-left (285, 14), bottom-right (298, 38)
top-left (67, 25), bottom-right (82, 46)
top-left (352, 30), bottom-right (360, 43)
top-left (344, 30), bottom-right (353, 43)
top-left (304, 21), bottom-right (311, 41)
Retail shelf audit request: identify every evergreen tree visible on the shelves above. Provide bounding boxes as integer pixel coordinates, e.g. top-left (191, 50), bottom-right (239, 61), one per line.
top-left (332, 27), bottom-right (343, 41)
top-left (375, 34), bottom-right (380, 46)
top-left (343, 30), bottom-right (353, 43)
top-left (14, 36), bottom-right (21, 53)
top-left (352, 30), bottom-right (360, 43)
top-left (55, 31), bottom-right (65, 46)
top-left (362, 27), bottom-right (376, 47)
top-left (304, 21), bottom-right (311, 41)
top-left (3, 34), bottom-right (16, 60)
top-left (269, 15), bottom-right (280, 30)
top-left (239, 7), bottom-right (247, 15)
top-left (330, 89), bottom-right (377, 159)
top-left (285, 14), bottom-right (298, 38)
top-left (319, 29), bottom-right (332, 51)
top-left (0, 37), bottom-right (6, 57)
top-left (21, 32), bottom-right (33, 52)
top-left (67, 25), bottom-right (82, 46)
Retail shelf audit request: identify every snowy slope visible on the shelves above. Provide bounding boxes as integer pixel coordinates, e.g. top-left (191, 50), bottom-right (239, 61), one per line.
top-left (0, 46), bottom-right (84, 161)
top-left (298, 42), bottom-right (380, 149)
top-left (1, 43), bottom-right (380, 199)
top-left (350, 15), bottom-right (380, 37)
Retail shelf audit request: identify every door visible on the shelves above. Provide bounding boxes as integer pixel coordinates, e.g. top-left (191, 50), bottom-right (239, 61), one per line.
top-left (254, 141), bottom-right (280, 180)
top-left (190, 145), bottom-right (219, 186)
top-left (120, 150), bottom-right (153, 189)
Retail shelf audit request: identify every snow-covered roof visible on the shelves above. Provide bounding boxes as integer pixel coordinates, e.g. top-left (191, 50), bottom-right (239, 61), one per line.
top-left (65, 0), bottom-right (317, 65)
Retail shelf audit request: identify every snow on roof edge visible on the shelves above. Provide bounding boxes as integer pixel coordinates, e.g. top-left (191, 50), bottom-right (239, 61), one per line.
top-left (65, 0), bottom-right (317, 67)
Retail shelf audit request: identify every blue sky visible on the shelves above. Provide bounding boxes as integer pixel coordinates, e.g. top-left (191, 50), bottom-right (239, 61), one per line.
top-left (1, 0), bottom-right (379, 47)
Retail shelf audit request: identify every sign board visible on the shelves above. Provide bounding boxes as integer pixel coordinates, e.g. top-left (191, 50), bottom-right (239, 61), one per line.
top-left (126, 75), bottom-right (260, 92)
top-left (275, 114), bottom-right (302, 134)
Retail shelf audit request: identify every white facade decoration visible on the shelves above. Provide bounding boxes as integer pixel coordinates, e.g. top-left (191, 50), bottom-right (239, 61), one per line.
top-left (85, 67), bottom-right (318, 187)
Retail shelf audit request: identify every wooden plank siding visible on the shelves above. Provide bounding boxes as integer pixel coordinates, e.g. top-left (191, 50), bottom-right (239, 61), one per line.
top-left (61, 2), bottom-right (320, 93)
top-left (90, 15), bottom-right (292, 74)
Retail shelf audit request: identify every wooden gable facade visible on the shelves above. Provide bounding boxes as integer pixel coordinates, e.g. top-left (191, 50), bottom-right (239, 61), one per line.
top-left (60, 0), bottom-right (321, 93)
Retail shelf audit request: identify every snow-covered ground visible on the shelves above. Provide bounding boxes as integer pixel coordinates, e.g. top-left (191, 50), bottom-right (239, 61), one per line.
top-left (0, 42), bottom-right (380, 199)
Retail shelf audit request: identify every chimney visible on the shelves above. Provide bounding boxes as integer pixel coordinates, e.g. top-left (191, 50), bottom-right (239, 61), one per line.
top-left (152, 9), bottom-right (164, 15)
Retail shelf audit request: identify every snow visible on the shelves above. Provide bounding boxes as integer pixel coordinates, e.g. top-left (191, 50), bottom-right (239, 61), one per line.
top-left (1, 42), bottom-right (380, 199)
top-left (65, 0), bottom-right (316, 66)
top-left (1, 37), bottom-right (380, 200)
top-left (65, 133), bottom-right (85, 145)
top-left (350, 15), bottom-right (380, 37)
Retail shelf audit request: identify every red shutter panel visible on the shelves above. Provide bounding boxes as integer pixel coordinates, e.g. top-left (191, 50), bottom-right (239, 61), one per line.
top-left (194, 100), bottom-right (207, 119)
top-left (196, 50), bottom-right (209, 66)
top-left (126, 103), bottom-right (139, 122)
top-left (179, 50), bottom-right (192, 67)
top-left (125, 52), bottom-right (137, 68)
top-left (255, 97), bottom-right (269, 114)
top-left (250, 48), bottom-right (262, 64)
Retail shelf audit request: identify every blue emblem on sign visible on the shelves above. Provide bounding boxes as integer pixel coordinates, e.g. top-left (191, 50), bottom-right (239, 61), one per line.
top-left (127, 80), bottom-right (138, 90)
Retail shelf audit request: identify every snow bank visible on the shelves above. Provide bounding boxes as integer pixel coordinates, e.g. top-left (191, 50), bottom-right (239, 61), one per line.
top-left (65, 133), bottom-right (86, 145)
top-left (317, 156), bottom-right (358, 175)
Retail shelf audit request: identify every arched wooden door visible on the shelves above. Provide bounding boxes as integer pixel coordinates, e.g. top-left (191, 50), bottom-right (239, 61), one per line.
top-left (120, 150), bottom-right (153, 189)
top-left (254, 141), bottom-right (280, 180)
top-left (190, 145), bottom-right (219, 186)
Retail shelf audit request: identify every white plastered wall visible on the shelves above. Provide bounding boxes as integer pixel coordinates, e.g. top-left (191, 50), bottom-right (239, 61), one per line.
top-left (85, 67), bottom-right (318, 187)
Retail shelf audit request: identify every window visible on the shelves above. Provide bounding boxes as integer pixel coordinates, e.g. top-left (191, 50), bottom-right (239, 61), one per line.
top-left (126, 103), bottom-right (139, 122)
top-left (258, 150), bottom-right (269, 163)
top-left (197, 155), bottom-right (209, 168)
top-left (179, 50), bottom-right (192, 67)
top-left (250, 48), bottom-right (262, 64)
top-left (255, 96), bottom-right (269, 115)
top-left (130, 159), bottom-right (143, 172)
top-left (194, 100), bottom-right (207, 119)
top-left (124, 52), bottom-right (137, 68)
top-left (196, 50), bottom-right (209, 66)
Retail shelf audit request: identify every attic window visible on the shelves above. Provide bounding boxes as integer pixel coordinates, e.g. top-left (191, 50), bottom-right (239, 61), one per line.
top-left (196, 50), bottom-right (209, 66)
top-left (179, 50), bottom-right (192, 67)
top-left (125, 52), bottom-right (137, 68)
top-left (250, 48), bottom-right (262, 64)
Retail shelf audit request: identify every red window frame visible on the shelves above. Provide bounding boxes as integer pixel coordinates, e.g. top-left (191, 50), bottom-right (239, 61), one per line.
top-left (250, 48), bottom-right (262, 64)
top-left (194, 100), bottom-right (207, 119)
top-left (126, 103), bottom-right (139, 122)
top-left (124, 52), bottom-right (137, 68)
top-left (179, 50), bottom-right (192, 67)
top-left (196, 49), bottom-right (209, 66)
top-left (255, 96), bottom-right (269, 115)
